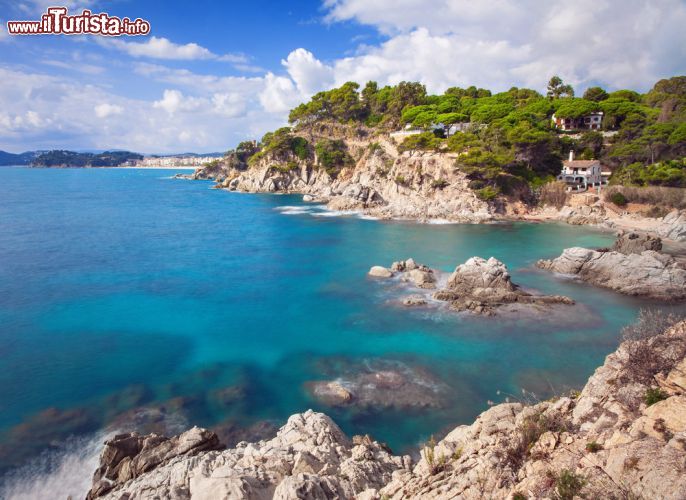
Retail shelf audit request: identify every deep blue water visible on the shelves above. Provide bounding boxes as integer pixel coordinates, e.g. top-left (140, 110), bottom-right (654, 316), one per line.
top-left (0, 167), bottom-right (671, 487)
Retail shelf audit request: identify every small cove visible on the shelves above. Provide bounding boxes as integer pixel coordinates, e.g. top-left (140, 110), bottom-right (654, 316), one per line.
top-left (1, 167), bottom-right (682, 487)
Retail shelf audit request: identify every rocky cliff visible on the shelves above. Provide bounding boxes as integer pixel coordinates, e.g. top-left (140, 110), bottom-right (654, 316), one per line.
top-left (190, 123), bottom-right (493, 222)
top-left (87, 321), bottom-right (686, 499)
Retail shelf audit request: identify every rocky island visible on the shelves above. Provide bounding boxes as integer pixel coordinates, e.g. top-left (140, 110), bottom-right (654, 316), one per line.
top-left (370, 256), bottom-right (573, 315)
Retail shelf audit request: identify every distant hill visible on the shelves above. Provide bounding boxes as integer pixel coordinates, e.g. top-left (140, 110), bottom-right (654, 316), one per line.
top-left (31, 150), bottom-right (143, 167)
top-left (0, 150), bottom-right (42, 166)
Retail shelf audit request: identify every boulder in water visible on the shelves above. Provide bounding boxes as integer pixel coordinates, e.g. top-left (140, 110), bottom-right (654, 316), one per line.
top-left (368, 266), bottom-right (393, 278)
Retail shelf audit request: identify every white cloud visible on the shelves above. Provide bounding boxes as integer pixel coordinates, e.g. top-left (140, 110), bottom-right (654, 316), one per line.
top-left (104, 36), bottom-right (248, 64)
top-left (282, 48), bottom-right (335, 95)
top-left (42, 59), bottom-right (105, 75)
top-left (323, 0), bottom-right (686, 92)
top-left (153, 89), bottom-right (201, 114)
top-left (0, 66), bottom-right (287, 153)
top-left (94, 103), bottom-right (123, 118)
top-left (15, 0), bottom-right (94, 16)
top-left (211, 92), bottom-right (247, 118)
top-left (1, 0), bottom-right (684, 155)
top-left (259, 73), bottom-right (302, 113)
top-left (0, 21), bottom-right (8, 41)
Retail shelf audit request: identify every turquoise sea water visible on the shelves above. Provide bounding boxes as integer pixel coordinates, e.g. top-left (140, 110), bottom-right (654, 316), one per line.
top-left (0, 167), bottom-right (676, 488)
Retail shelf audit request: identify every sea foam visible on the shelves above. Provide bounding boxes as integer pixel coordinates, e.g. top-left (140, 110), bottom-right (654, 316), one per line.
top-left (0, 430), bottom-right (112, 500)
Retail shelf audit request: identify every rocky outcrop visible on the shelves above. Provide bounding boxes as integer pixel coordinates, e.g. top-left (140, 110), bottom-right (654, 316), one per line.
top-left (88, 410), bottom-right (410, 499)
top-left (611, 230), bottom-right (662, 254)
top-left (436, 257), bottom-right (573, 315)
top-left (369, 258), bottom-right (437, 290)
top-left (87, 426), bottom-right (222, 498)
top-left (657, 210), bottom-right (686, 241)
top-left (370, 256), bottom-right (573, 315)
top-left (537, 247), bottom-right (686, 300)
top-left (557, 204), bottom-right (609, 226)
top-left (88, 321), bottom-right (686, 499)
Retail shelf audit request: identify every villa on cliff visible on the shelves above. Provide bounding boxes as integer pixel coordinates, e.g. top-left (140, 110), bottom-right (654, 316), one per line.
top-left (552, 111), bottom-right (604, 131)
top-left (557, 151), bottom-right (607, 191)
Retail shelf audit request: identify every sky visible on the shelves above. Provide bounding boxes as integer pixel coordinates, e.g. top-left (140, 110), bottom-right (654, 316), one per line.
top-left (0, 0), bottom-right (685, 154)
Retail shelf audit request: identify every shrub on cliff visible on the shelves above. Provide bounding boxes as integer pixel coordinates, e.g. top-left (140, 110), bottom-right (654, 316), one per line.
top-left (315, 139), bottom-right (352, 177)
top-left (644, 388), bottom-right (668, 406)
top-left (622, 309), bottom-right (686, 342)
top-left (475, 186), bottom-right (499, 201)
top-left (609, 191), bottom-right (628, 206)
top-left (554, 469), bottom-right (586, 500)
top-left (621, 309), bottom-right (686, 384)
top-left (398, 132), bottom-right (444, 153)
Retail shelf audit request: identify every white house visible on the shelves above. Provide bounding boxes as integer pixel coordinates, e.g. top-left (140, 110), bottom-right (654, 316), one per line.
top-left (557, 151), bottom-right (604, 191)
top-left (552, 112), bottom-right (603, 131)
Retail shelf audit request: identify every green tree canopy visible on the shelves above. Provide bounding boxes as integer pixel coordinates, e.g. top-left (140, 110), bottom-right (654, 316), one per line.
top-left (583, 87), bottom-right (609, 102)
top-left (546, 76), bottom-right (575, 99)
top-left (554, 98), bottom-right (600, 118)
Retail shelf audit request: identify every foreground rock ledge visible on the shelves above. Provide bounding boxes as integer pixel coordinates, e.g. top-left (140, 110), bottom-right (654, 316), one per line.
top-left (88, 321), bottom-right (686, 499)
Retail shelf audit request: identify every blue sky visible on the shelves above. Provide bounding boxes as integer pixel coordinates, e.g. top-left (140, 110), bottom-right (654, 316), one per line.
top-left (0, 0), bottom-right (685, 153)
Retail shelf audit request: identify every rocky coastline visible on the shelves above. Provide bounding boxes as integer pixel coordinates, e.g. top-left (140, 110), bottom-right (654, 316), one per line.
top-left (537, 231), bottom-right (686, 300)
top-left (85, 320), bottom-right (686, 499)
top-left (181, 124), bottom-right (686, 243)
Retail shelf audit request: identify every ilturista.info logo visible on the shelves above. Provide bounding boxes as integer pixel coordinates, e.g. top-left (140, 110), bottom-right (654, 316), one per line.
top-left (6, 7), bottom-right (150, 36)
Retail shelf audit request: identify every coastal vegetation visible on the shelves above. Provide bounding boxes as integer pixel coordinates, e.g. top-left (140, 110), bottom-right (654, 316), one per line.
top-left (604, 185), bottom-right (686, 210)
top-left (220, 75), bottom-right (684, 205)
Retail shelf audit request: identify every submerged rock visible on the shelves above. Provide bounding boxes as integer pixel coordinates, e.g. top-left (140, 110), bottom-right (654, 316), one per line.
top-left (0, 406), bottom-right (99, 473)
top-left (308, 381), bottom-right (354, 406)
top-left (306, 360), bottom-right (449, 410)
top-left (402, 294), bottom-right (428, 306)
top-left (537, 247), bottom-right (686, 300)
